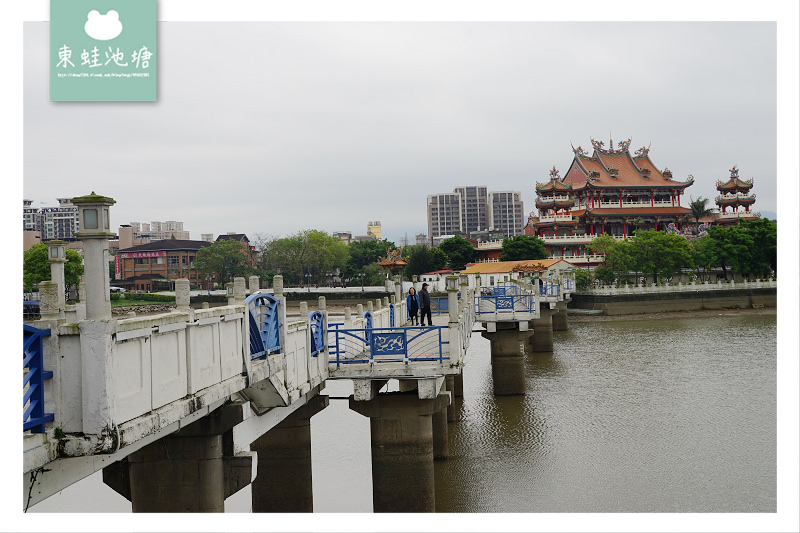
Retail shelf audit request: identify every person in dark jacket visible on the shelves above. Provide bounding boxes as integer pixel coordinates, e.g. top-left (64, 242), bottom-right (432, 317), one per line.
top-left (406, 287), bottom-right (420, 325)
top-left (419, 283), bottom-right (432, 326)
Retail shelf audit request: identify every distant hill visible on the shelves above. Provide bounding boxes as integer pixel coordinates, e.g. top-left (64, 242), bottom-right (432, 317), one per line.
top-left (760, 211), bottom-right (777, 221)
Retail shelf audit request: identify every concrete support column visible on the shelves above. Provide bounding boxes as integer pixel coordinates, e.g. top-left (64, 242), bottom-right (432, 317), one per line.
top-left (552, 300), bottom-right (569, 331)
top-left (128, 433), bottom-right (226, 512)
top-left (530, 306), bottom-right (554, 352)
top-left (249, 275), bottom-right (260, 293)
top-left (175, 278), bottom-right (191, 311)
top-left (444, 374), bottom-right (456, 422)
top-left (482, 322), bottom-right (532, 396)
top-left (453, 372), bottom-right (464, 398)
top-left (349, 393), bottom-right (447, 512)
top-left (432, 393), bottom-right (449, 460)
top-left (251, 396), bottom-right (327, 512)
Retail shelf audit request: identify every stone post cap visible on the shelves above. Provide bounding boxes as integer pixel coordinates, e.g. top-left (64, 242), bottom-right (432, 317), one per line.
top-left (273, 275), bottom-right (284, 295)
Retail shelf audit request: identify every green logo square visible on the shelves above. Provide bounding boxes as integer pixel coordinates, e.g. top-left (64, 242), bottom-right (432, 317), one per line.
top-left (50, 0), bottom-right (157, 101)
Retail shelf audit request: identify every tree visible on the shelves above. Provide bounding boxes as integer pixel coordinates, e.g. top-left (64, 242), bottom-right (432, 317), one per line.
top-left (438, 236), bottom-right (477, 271)
top-left (404, 245), bottom-right (448, 277)
top-left (689, 196), bottom-right (716, 232)
top-left (574, 268), bottom-right (592, 291)
top-left (588, 235), bottom-right (634, 282)
top-left (194, 239), bottom-right (255, 286)
top-left (627, 230), bottom-right (693, 284)
top-left (261, 229), bottom-right (350, 285)
top-left (739, 218), bottom-right (777, 277)
top-left (703, 224), bottom-right (754, 280)
top-left (498, 235), bottom-right (547, 261)
top-left (348, 239), bottom-right (396, 270)
top-left (23, 243), bottom-right (84, 292)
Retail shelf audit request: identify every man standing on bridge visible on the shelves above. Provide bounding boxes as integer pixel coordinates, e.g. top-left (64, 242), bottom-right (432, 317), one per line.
top-left (419, 283), bottom-right (432, 326)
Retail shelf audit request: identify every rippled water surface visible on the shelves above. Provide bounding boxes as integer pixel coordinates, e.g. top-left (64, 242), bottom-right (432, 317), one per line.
top-left (433, 313), bottom-right (777, 513)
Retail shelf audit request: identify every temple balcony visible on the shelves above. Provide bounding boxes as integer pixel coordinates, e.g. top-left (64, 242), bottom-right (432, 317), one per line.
top-left (547, 254), bottom-right (605, 264)
top-left (595, 199), bottom-right (676, 209)
top-left (718, 211), bottom-right (761, 220)
top-left (476, 239), bottom-right (505, 249)
top-left (537, 214), bottom-right (576, 222)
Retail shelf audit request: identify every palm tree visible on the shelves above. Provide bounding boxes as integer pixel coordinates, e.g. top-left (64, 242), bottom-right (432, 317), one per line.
top-left (689, 196), bottom-right (716, 233)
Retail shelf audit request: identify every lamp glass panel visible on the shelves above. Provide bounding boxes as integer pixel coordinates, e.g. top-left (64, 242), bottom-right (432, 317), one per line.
top-left (84, 208), bottom-right (98, 229)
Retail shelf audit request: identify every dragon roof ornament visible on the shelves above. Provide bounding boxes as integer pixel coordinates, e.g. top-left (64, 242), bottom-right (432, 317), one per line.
top-left (591, 136), bottom-right (632, 155)
top-left (634, 144), bottom-right (651, 157)
top-left (571, 142), bottom-right (587, 157)
top-left (729, 165), bottom-right (739, 178)
top-left (549, 166), bottom-right (560, 180)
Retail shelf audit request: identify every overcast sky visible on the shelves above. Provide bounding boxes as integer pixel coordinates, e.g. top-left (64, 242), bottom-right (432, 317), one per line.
top-left (20, 17), bottom-right (784, 245)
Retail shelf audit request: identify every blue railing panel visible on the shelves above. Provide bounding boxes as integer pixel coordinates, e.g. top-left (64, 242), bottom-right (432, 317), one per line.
top-left (363, 311), bottom-right (373, 344)
top-left (388, 303), bottom-right (395, 328)
top-left (246, 293), bottom-right (282, 359)
top-left (328, 325), bottom-right (448, 368)
top-left (309, 310), bottom-right (325, 357)
top-left (23, 325), bottom-right (54, 434)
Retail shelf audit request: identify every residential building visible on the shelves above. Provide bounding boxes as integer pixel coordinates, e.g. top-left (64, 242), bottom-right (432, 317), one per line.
top-left (23, 198), bottom-right (80, 241)
top-left (367, 221), bottom-right (382, 240)
top-left (129, 220), bottom-right (190, 241)
top-left (488, 190), bottom-right (524, 237)
top-left (427, 192), bottom-right (462, 239)
top-left (114, 239), bottom-right (212, 291)
top-left (525, 138), bottom-right (694, 268)
top-left (427, 186), bottom-right (524, 240)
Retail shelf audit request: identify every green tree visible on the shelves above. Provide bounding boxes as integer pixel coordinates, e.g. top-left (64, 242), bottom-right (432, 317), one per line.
top-left (194, 239), bottom-right (255, 286)
top-left (588, 235), bottom-right (634, 282)
top-left (262, 229), bottom-right (350, 285)
top-left (739, 218), bottom-right (777, 277)
top-left (439, 236), bottom-right (477, 271)
top-left (628, 230), bottom-right (693, 284)
top-left (498, 235), bottom-right (547, 261)
top-left (689, 196), bottom-right (716, 232)
top-left (404, 245), bottom-right (448, 277)
top-left (348, 239), bottom-right (396, 270)
top-left (703, 224), bottom-right (754, 280)
top-left (593, 264), bottom-right (616, 285)
top-left (689, 236), bottom-right (716, 282)
top-left (574, 268), bottom-right (592, 291)
top-left (23, 243), bottom-right (84, 292)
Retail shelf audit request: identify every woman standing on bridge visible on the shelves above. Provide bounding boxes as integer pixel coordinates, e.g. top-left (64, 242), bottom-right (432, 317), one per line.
top-left (419, 283), bottom-right (432, 327)
top-left (406, 287), bottom-right (420, 325)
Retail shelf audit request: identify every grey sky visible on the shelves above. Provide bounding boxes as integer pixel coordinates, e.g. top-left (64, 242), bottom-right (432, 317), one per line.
top-left (23, 21), bottom-right (780, 245)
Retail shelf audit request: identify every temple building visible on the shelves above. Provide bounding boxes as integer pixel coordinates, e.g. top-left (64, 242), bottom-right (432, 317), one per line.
top-left (525, 138), bottom-right (695, 268)
top-left (714, 165), bottom-right (760, 226)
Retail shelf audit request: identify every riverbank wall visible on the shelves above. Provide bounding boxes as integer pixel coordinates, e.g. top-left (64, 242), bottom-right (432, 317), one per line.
top-left (570, 287), bottom-right (776, 316)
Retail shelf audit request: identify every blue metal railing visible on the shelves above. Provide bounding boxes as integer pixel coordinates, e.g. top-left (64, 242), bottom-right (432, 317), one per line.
top-left (540, 281), bottom-right (561, 297)
top-left (328, 325), bottom-right (448, 368)
top-left (246, 293), bottom-right (282, 359)
top-left (475, 285), bottom-right (535, 315)
top-left (23, 325), bottom-right (53, 433)
top-left (389, 303), bottom-right (395, 328)
top-left (309, 310), bottom-right (325, 357)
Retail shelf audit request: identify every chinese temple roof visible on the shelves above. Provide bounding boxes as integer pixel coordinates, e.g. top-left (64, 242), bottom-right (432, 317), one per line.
top-left (716, 166), bottom-right (754, 191)
top-left (554, 138), bottom-right (694, 190)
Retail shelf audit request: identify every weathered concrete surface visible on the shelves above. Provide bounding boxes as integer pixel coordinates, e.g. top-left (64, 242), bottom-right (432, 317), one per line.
top-left (570, 288), bottom-right (776, 316)
top-left (529, 307), bottom-right (554, 353)
top-left (250, 395), bottom-right (328, 513)
top-left (482, 322), bottom-right (532, 395)
top-left (350, 392), bottom-right (448, 512)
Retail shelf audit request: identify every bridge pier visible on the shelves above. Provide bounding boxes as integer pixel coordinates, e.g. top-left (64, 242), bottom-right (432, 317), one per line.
top-left (529, 306), bottom-right (554, 352)
top-left (551, 300), bottom-right (569, 331)
top-left (481, 322), bottom-right (532, 396)
top-left (349, 392), bottom-right (448, 512)
top-left (250, 395), bottom-right (328, 512)
top-left (432, 392), bottom-right (450, 460)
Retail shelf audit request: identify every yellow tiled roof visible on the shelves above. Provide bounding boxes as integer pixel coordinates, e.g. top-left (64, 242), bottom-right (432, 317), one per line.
top-left (460, 259), bottom-right (572, 274)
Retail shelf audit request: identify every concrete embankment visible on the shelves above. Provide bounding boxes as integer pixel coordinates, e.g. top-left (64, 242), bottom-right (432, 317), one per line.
top-left (570, 287), bottom-right (776, 316)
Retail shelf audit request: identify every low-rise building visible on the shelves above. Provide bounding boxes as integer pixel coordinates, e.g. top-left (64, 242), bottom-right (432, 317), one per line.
top-left (114, 239), bottom-right (211, 291)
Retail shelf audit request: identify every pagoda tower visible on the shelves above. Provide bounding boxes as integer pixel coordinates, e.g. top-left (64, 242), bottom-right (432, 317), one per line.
top-left (525, 137), bottom-right (694, 268)
top-left (714, 166), bottom-right (759, 226)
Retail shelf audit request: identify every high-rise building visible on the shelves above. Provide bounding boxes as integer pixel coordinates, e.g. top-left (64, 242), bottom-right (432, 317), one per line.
top-left (427, 192), bottom-right (462, 239)
top-left (453, 186), bottom-right (488, 234)
top-left (129, 220), bottom-right (190, 240)
top-left (427, 186), bottom-right (524, 240)
top-left (488, 190), bottom-right (524, 237)
top-left (23, 198), bottom-right (80, 241)
top-left (367, 221), bottom-right (382, 240)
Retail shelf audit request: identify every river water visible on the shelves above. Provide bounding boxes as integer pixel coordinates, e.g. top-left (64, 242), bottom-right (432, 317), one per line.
top-left (31, 312), bottom-right (777, 518)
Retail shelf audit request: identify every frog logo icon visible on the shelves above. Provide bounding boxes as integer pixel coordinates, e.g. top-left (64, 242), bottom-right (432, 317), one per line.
top-left (84, 10), bottom-right (123, 41)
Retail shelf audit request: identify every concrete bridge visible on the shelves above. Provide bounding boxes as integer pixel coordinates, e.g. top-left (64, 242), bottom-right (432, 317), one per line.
top-left (23, 194), bottom-right (575, 513)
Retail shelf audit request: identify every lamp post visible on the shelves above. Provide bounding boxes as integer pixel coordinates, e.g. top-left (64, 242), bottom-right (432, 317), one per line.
top-left (71, 192), bottom-right (116, 320)
top-left (305, 272), bottom-right (312, 292)
top-left (359, 272), bottom-right (365, 291)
